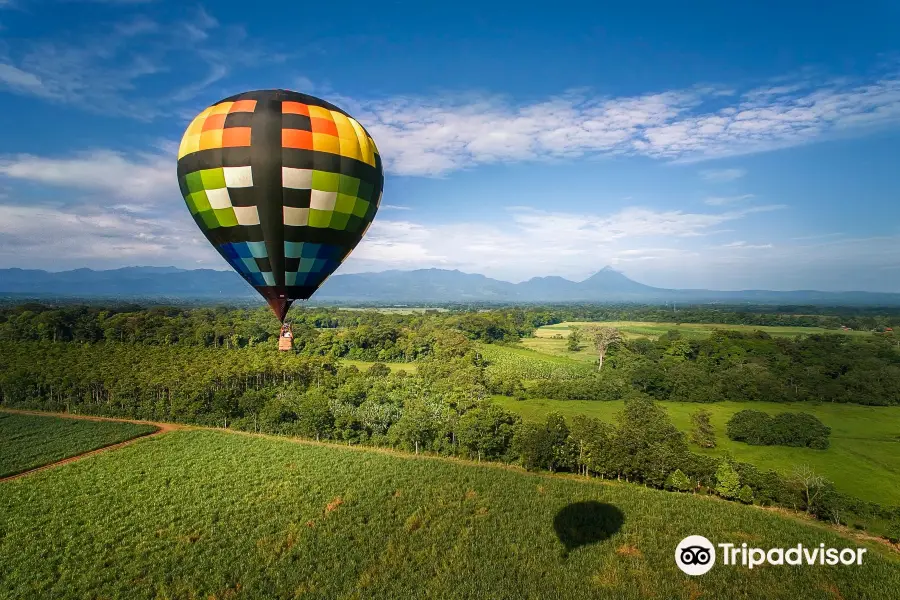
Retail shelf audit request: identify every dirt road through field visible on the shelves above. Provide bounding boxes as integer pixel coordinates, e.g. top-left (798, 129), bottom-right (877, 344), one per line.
top-left (0, 408), bottom-right (184, 483)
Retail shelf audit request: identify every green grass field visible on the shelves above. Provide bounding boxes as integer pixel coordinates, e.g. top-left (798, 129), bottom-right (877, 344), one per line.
top-left (2, 429), bottom-right (898, 599)
top-left (478, 343), bottom-right (594, 380)
top-left (0, 412), bottom-right (157, 478)
top-left (525, 321), bottom-right (867, 361)
top-left (340, 359), bottom-right (418, 373)
top-left (492, 397), bottom-right (900, 506)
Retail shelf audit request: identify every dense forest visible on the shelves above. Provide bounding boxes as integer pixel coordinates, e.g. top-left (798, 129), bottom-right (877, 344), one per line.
top-left (1, 303), bottom-right (899, 538)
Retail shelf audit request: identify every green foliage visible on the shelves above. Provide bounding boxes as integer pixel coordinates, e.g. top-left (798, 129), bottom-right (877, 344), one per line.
top-left (727, 410), bottom-right (831, 449)
top-left (566, 328), bottom-right (581, 352)
top-left (665, 468), bottom-right (693, 492)
top-left (739, 484), bottom-right (754, 504)
top-left (456, 403), bottom-right (520, 461)
top-left (495, 395), bottom-right (900, 507)
top-left (3, 430), bottom-right (900, 599)
top-left (0, 412), bottom-right (156, 477)
top-left (715, 458), bottom-right (742, 499)
top-left (512, 412), bottom-right (574, 472)
top-left (690, 409), bottom-right (717, 448)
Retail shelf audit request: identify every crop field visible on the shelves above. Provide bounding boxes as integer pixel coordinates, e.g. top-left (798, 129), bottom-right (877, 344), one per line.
top-left (524, 321), bottom-right (867, 360)
top-left (0, 412), bottom-right (157, 478)
top-left (492, 397), bottom-right (900, 506)
top-left (2, 429), bottom-right (898, 599)
top-left (477, 343), bottom-right (594, 380)
top-left (340, 359), bottom-right (418, 373)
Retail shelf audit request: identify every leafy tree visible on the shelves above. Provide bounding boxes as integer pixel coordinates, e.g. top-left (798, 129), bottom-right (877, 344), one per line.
top-left (294, 390), bottom-right (334, 441)
top-left (665, 469), bottom-right (693, 492)
top-left (690, 409), bottom-right (717, 448)
top-left (715, 458), bottom-right (741, 499)
top-left (512, 422), bottom-right (552, 471)
top-left (738, 485), bottom-right (754, 504)
top-left (367, 362), bottom-right (391, 378)
top-left (457, 403), bottom-right (519, 461)
top-left (583, 326), bottom-right (622, 371)
top-left (566, 328), bottom-right (582, 352)
top-left (614, 396), bottom-right (688, 486)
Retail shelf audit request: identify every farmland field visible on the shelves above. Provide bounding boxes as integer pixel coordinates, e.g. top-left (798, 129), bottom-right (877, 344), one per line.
top-left (524, 321), bottom-right (869, 362)
top-left (1, 429), bottom-right (898, 599)
top-left (492, 397), bottom-right (900, 506)
top-left (478, 343), bottom-right (593, 380)
top-left (0, 412), bottom-right (157, 478)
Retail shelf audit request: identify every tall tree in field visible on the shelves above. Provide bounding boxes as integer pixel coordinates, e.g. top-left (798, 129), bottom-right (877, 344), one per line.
top-left (566, 328), bottom-right (582, 352)
top-left (690, 409), bottom-right (717, 448)
top-left (584, 326), bottom-right (622, 371)
top-left (790, 464), bottom-right (826, 514)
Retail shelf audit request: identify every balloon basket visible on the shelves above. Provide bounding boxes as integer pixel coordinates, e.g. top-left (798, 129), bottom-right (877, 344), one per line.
top-left (278, 323), bottom-right (294, 352)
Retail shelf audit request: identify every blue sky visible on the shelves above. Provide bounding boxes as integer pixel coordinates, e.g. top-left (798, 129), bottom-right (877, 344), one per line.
top-left (0, 0), bottom-right (899, 291)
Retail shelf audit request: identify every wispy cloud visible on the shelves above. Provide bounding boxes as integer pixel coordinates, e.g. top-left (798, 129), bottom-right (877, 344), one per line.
top-left (704, 194), bottom-right (754, 206)
top-left (719, 240), bottom-right (773, 249)
top-left (0, 7), bottom-right (283, 118)
top-left (380, 204), bottom-right (412, 210)
top-left (700, 168), bottom-right (747, 182)
top-left (353, 70), bottom-right (900, 176)
top-left (791, 232), bottom-right (844, 241)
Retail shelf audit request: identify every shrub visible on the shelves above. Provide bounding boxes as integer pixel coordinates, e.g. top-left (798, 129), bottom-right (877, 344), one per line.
top-left (726, 409), bottom-right (830, 449)
top-left (665, 469), bottom-right (693, 492)
top-left (714, 459), bottom-right (741, 499)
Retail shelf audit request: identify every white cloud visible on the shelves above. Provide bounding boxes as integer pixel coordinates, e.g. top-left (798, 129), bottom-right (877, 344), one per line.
top-left (705, 194), bottom-right (754, 206)
top-left (0, 203), bottom-right (216, 269)
top-left (0, 63), bottom-right (43, 92)
top-left (0, 151), bottom-right (173, 201)
top-left (700, 168), bottom-right (747, 182)
top-left (350, 70), bottom-right (900, 176)
top-left (344, 204), bottom-right (787, 282)
top-left (380, 204), bottom-right (412, 210)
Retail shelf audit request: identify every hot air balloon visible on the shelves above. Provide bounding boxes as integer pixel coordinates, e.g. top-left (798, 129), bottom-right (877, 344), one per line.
top-left (176, 89), bottom-right (383, 330)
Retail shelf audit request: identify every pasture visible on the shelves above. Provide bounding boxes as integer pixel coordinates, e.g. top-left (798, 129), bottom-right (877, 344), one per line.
top-left (0, 411), bottom-right (157, 478)
top-left (340, 359), bottom-right (418, 373)
top-left (2, 428), bottom-right (898, 599)
top-left (477, 343), bottom-right (594, 380)
top-left (492, 397), bottom-right (900, 506)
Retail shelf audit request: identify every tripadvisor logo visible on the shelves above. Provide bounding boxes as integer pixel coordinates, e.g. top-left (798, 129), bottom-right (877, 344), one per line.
top-left (675, 536), bottom-right (867, 575)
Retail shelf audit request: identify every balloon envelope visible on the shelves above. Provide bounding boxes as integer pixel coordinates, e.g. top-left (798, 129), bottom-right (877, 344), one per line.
top-left (177, 89), bottom-right (384, 321)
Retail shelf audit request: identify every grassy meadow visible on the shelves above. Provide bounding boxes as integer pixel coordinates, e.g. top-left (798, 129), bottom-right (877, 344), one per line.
top-left (2, 428), bottom-right (899, 599)
top-left (0, 412), bottom-right (157, 478)
top-left (524, 321), bottom-right (868, 362)
top-left (492, 397), bottom-right (900, 506)
top-left (340, 359), bottom-right (418, 373)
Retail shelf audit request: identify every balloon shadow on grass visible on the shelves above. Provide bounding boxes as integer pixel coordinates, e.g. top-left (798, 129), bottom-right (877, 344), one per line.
top-left (553, 501), bottom-right (624, 558)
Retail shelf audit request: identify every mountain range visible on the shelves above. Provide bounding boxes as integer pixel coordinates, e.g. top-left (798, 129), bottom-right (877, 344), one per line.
top-left (1, 266), bottom-right (899, 305)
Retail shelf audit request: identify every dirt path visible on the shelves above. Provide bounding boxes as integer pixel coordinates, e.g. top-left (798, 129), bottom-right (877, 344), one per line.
top-left (0, 408), bottom-right (185, 483)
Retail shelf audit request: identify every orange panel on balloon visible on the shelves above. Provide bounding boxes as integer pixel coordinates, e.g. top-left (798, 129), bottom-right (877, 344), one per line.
top-left (310, 117), bottom-right (338, 136)
top-left (283, 129), bottom-right (313, 149)
top-left (222, 127), bottom-right (251, 147)
top-left (230, 100), bottom-right (257, 113)
top-left (202, 113), bottom-right (227, 131)
top-left (282, 102), bottom-right (310, 116)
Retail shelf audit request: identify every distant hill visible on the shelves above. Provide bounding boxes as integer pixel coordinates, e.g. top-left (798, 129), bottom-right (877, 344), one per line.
top-left (1, 266), bottom-right (899, 305)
